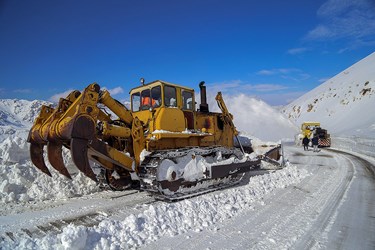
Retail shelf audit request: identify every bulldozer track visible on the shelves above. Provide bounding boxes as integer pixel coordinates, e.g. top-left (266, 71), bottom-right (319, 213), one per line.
top-left (153, 174), bottom-right (244, 202)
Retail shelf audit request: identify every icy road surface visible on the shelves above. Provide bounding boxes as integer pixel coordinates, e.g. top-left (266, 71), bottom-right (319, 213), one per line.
top-left (1, 145), bottom-right (375, 249)
top-left (144, 145), bottom-right (375, 250)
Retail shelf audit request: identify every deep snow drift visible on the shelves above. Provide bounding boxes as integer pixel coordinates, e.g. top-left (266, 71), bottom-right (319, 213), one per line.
top-left (0, 138), bottom-right (99, 204)
top-left (282, 52), bottom-right (375, 138)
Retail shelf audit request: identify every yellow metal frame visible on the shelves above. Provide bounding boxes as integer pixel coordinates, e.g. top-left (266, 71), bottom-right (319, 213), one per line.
top-left (301, 122), bottom-right (321, 138)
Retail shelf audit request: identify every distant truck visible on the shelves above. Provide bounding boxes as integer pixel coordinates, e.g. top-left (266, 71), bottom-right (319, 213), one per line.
top-left (301, 122), bottom-right (331, 147)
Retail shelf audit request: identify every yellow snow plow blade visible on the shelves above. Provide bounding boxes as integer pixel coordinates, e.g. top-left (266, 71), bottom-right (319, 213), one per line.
top-left (28, 83), bottom-right (135, 181)
top-left (259, 144), bottom-right (285, 167)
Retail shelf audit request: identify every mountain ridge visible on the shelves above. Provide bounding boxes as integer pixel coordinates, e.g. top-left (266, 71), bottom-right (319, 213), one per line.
top-left (0, 99), bottom-right (50, 140)
top-left (282, 52), bottom-right (375, 138)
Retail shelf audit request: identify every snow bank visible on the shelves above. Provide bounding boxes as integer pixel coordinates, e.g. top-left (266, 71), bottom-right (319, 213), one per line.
top-left (2, 164), bottom-right (309, 249)
top-left (0, 162), bottom-right (99, 203)
top-left (331, 136), bottom-right (375, 158)
top-left (0, 136), bottom-right (29, 163)
top-left (0, 99), bottom-right (100, 204)
top-left (0, 136), bottom-right (99, 204)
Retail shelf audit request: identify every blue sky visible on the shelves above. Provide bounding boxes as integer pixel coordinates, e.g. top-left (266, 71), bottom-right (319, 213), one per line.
top-left (0, 0), bottom-right (374, 105)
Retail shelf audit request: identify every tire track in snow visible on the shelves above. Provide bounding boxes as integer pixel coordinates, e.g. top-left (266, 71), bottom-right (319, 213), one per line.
top-left (312, 149), bottom-right (375, 249)
top-left (247, 148), bottom-right (352, 249)
top-left (0, 190), bottom-right (156, 241)
top-left (294, 149), bottom-right (354, 249)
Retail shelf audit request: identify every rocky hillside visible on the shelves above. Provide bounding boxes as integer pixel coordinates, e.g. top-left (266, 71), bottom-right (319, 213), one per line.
top-left (282, 52), bottom-right (375, 138)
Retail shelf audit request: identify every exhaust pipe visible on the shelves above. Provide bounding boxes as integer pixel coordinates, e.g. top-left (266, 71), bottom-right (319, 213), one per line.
top-left (199, 81), bottom-right (209, 112)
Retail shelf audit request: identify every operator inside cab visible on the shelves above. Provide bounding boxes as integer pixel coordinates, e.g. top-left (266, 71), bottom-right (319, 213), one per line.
top-left (140, 87), bottom-right (161, 110)
top-left (141, 96), bottom-right (156, 108)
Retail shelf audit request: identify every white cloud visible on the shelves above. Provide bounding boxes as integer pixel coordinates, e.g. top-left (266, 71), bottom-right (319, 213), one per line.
top-left (319, 77), bottom-right (330, 83)
top-left (278, 68), bottom-right (299, 74)
top-left (205, 80), bottom-right (242, 94)
top-left (287, 47), bottom-right (308, 55)
top-left (257, 68), bottom-right (300, 75)
top-left (256, 91), bottom-right (307, 106)
top-left (257, 70), bottom-right (275, 76)
top-left (338, 47), bottom-right (350, 54)
top-left (281, 73), bottom-right (311, 82)
top-left (208, 80), bottom-right (289, 94)
top-left (256, 68), bottom-right (310, 82)
top-left (101, 86), bottom-right (124, 96)
top-left (306, 25), bottom-right (333, 40)
top-left (48, 86), bottom-right (125, 103)
top-left (105, 86), bottom-right (124, 96)
top-left (13, 89), bottom-right (32, 93)
top-left (306, 0), bottom-right (375, 43)
top-left (49, 89), bottom-right (75, 103)
top-left (243, 84), bottom-right (288, 92)
top-left (202, 80), bottom-right (295, 106)
top-left (205, 93), bottom-right (298, 140)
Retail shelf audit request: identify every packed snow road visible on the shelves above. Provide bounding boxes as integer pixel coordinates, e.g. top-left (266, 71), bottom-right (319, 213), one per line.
top-left (144, 145), bottom-right (375, 250)
top-left (1, 145), bottom-right (375, 249)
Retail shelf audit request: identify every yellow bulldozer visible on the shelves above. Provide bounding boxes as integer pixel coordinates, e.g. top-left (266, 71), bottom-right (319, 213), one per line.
top-left (28, 80), bottom-right (283, 200)
top-left (301, 122), bottom-right (331, 147)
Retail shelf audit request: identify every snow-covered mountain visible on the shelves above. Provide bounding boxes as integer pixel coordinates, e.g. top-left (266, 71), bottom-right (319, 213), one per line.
top-left (282, 52), bottom-right (375, 138)
top-left (0, 99), bottom-right (50, 140)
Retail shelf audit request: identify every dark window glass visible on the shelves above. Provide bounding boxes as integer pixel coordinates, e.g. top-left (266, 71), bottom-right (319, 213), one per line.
top-left (151, 86), bottom-right (162, 108)
top-left (164, 86), bottom-right (177, 107)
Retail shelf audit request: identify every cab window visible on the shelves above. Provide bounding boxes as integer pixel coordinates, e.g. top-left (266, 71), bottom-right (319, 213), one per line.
top-left (182, 90), bottom-right (194, 110)
top-left (151, 86), bottom-right (161, 108)
top-left (141, 89), bottom-right (151, 110)
top-left (164, 85), bottom-right (176, 107)
top-left (131, 92), bottom-right (141, 112)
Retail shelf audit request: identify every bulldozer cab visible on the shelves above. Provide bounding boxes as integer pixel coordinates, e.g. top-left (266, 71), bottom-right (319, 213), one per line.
top-left (130, 80), bottom-right (196, 131)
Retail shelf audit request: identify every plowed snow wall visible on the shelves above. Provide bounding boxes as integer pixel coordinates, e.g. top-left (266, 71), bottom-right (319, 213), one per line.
top-left (332, 136), bottom-right (375, 158)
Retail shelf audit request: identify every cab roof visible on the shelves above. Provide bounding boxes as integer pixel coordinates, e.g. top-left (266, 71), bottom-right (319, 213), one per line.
top-left (129, 80), bottom-right (194, 94)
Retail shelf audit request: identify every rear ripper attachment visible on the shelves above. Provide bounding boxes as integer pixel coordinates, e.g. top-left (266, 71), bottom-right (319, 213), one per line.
top-left (28, 80), bottom-right (285, 200)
